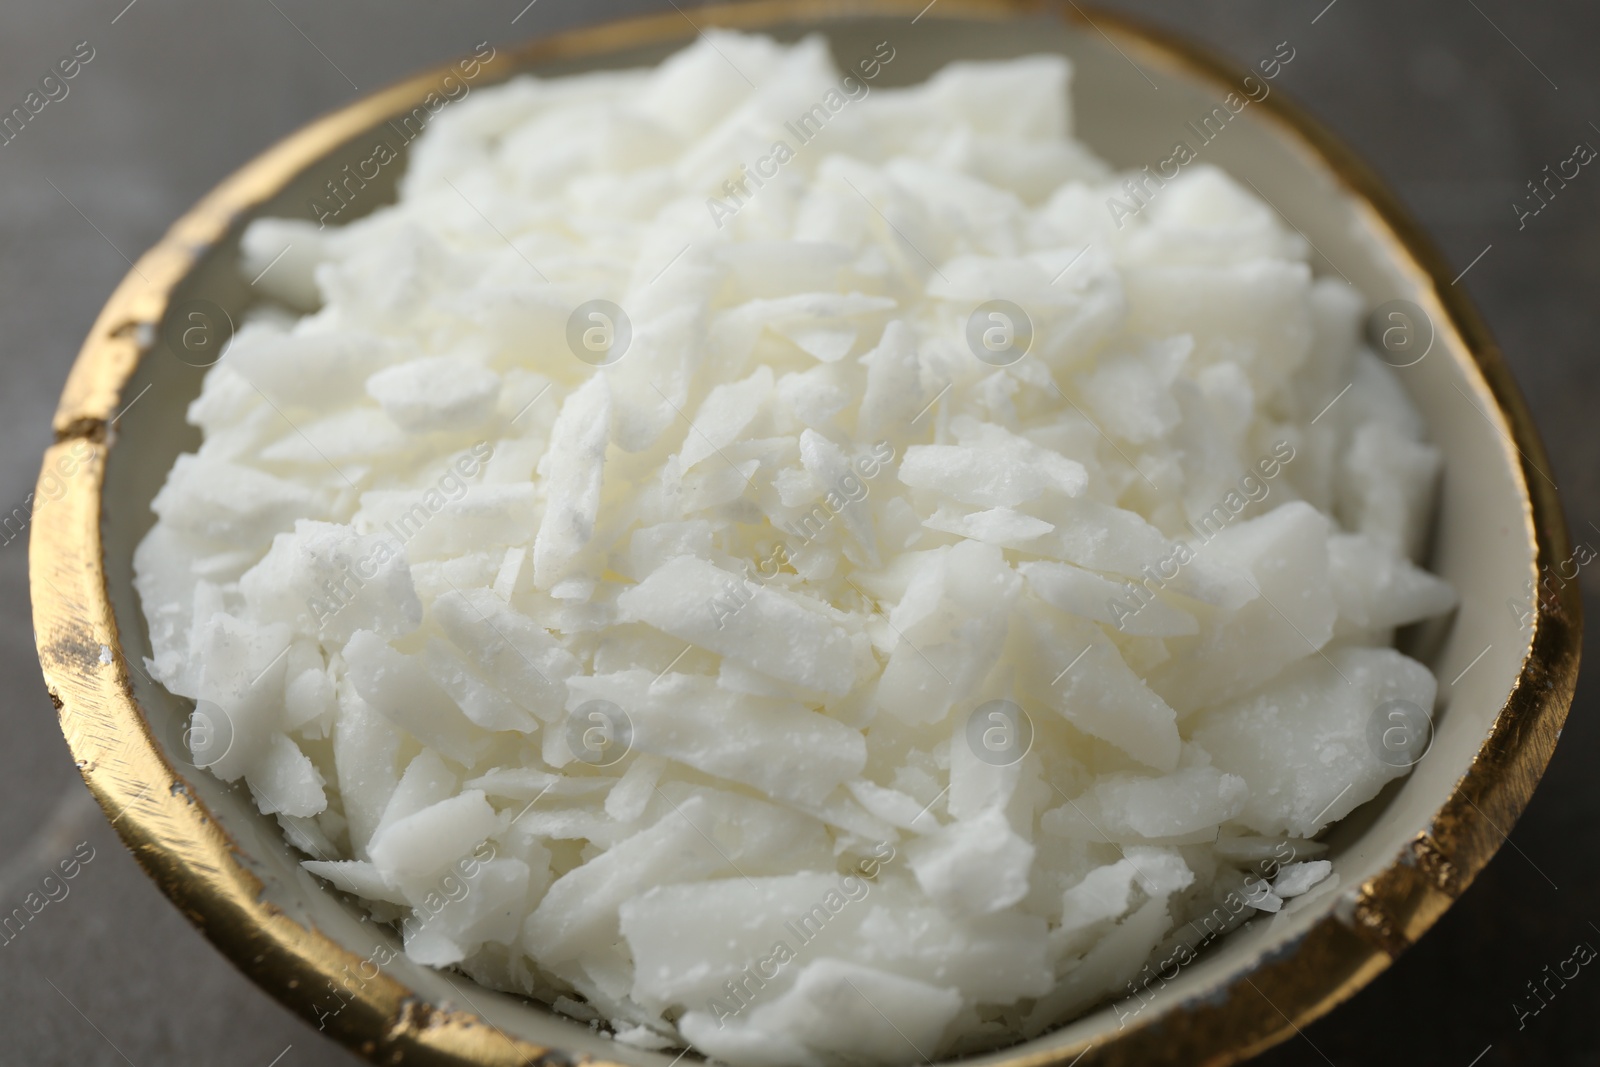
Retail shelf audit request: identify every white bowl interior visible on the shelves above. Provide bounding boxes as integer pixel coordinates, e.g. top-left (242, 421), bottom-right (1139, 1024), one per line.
top-left (98, 11), bottom-right (1536, 1063)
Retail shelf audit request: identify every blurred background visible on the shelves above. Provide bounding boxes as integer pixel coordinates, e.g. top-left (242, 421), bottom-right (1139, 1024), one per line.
top-left (2, 1), bottom-right (1595, 1064)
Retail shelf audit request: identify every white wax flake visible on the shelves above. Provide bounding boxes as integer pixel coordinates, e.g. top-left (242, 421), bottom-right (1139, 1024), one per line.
top-left (1042, 766), bottom-right (1249, 843)
top-left (366, 355), bottom-right (502, 434)
top-left (1060, 861), bottom-right (1137, 933)
top-left (856, 319), bottom-right (926, 441)
top-left (533, 373), bottom-right (611, 589)
top-left (1273, 859), bottom-right (1334, 898)
top-left (247, 733), bottom-right (328, 817)
top-left (898, 430), bottom-right (1087, 508)
top-left (566, 670), bottom-right (866, 805)
top-left (797, 429), bottom-right (878, 565)
top-left (924, 504), bottom-right (1055, 546)
top-left (679, 366), bottom-right (772, 472)
top-left (616, 555), bottom-right (856, 695)
top-left (1019, 559), bottom-right (1197, 637)
top-left (907, 809), bottom-right (1035, 915)
top-left (239, 519), bottom-right (422, 643)
top-left (133, 29), bottom-right (1457, 1067)
top-left (1190, 647), bottom-right (1437, 836)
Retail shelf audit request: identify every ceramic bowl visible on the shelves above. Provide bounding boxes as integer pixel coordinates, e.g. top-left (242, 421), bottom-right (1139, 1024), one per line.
top-left (30, 2), bottom-right (1581, 1064)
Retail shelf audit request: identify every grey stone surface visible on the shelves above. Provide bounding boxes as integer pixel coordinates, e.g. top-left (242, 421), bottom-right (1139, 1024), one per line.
top-left (0, 2), bottom-right (1594, 1064)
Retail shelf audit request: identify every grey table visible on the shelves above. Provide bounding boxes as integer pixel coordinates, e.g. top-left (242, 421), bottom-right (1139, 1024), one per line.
top-left (1, 2), bottom-right (1594, 1064)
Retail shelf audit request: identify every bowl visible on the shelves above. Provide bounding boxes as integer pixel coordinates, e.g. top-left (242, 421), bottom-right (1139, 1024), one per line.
top-left (29, 2), bottom-right (1582, 1064)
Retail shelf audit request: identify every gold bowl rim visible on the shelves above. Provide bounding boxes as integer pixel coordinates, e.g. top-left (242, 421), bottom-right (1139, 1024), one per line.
top-left (28, 2), bottom-right (1582, 1065)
